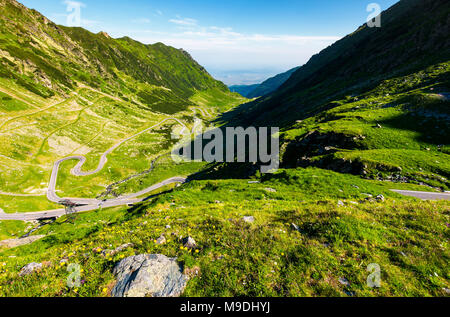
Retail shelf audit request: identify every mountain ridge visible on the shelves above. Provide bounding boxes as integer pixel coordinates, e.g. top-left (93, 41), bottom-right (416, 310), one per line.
top-left (0, 0), bottom-right (233, 107)
top-left (222, 0), bottom-right (450, 127)
top-left (229, 66), bottom-right (300, 98)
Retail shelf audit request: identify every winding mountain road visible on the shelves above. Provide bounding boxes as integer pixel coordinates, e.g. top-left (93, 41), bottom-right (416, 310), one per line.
top-left (391, 190), bottom-right (450, 200)
top-left (0, 117), bottom-right (188, 220)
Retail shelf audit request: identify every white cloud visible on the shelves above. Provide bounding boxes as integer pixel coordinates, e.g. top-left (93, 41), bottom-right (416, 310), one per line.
top-left (135, 18), bottom-right (340, 84)
top-left (132, 18), bottom-right (151, 24)
top-left (169, 17), bottom-right (198, 26)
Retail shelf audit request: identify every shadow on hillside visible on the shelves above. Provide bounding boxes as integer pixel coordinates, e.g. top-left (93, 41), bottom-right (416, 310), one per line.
top-left (379, 100), bottom-right (450, 146)
top-left (187, 162), bottom-right (259, 181)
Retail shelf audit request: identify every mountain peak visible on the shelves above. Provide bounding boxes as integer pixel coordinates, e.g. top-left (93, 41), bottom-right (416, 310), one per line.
top-left (98, 31), bottom-right (111, 39)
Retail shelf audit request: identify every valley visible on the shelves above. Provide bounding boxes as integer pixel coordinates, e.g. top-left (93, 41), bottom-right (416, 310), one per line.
top-left (0, 0), bottom-right (449, 299)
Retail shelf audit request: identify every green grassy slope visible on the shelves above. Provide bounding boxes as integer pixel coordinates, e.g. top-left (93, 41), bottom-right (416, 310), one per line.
top-left (222, 0), bottom-right (450, 127)
top-left (281, 61), bottom-right (450, 190)
top-left (0, 0), bottom-right (449, 298)
top-left (0, 0), bottom-right (246, 213)
top-left (0, 168), bottom-right (448, 297)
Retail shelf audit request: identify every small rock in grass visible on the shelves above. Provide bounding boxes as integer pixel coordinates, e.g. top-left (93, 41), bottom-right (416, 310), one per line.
top-left (183, 236), bottom-right (197, 249)
top-left (344, 290), bottom-right (356, 297)
top-left (242, 216), bottom-right (255, 223)
top-left (264, 188), bottom-right (277, 193)
top-left (184, 266), bottom-right (201, 278)
top-left (443, 288), bottom-right (450, 294)
top-left (19, 262), bottom-right (42, 276)
top-left (376, 194), bottom-right (385, 202)
top-left (111, 243), bottom-right (134, 256)
top-left (337, 200), bottom-right (345, 207)
top-left (214, 200), bottom-right (222, 204)
top-left (248, 181), bottom-right (260, 184)
top-left (338, 277), bottom-right (350, 286)
top-left (156, 235), bottom-right (167, 245)
top-left (166, 225), bottom-right (171, 229)
top-left (291, 223), bottom-right (301, 232)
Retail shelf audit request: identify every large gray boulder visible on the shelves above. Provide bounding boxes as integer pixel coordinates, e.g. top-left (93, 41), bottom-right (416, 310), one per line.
top-left (112, 254), bottom-right (187, 297)
top-left (19, 262), bottom-right (42, 276)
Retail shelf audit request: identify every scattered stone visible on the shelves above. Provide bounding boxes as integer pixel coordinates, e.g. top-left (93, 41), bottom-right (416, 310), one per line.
top-left (184, 266), bottom-right (201, 278)
top-left (0, 235), bottom-right (45, 249)
top-left (248, 181), bottom-right (260, 184)
top-left (19, 262), bottom-right (42, 276)
top-left (264, 188), bottom-right (277, 193)
top-left (443, 288), bottom-right (450, 295)
top-left (110, 243), bottom-right (134, 256)
top-left (291, 223), bottom-right (301, 232)
top-left (112, 254), bottom-right (188, 297)
top-left (337, 200), bottom-right (345, 207)
top-left (214, 200), bottom-right (223, 204)
top-left (165, 225), bottom-right (171, 229)
top-left (242, 216), bottom-right (255, 223)
top-left (349, 201), bottom-right (359, 205)
top-left (376, 194), bottom-right (385, 202)
top-left (156, 235), bottom-right (166, 245)
top-left (183, 236), bottom-right (197, 249)
top-left (375, 123), bottom-right (382, 129)
top-left (338, 277), bottom-right (350, 286)
top-left (344, 290), bottom-right (356, 297)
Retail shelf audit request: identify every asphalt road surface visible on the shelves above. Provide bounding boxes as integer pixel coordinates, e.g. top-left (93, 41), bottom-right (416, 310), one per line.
top-left (391, 190), bottom-right (450, 200)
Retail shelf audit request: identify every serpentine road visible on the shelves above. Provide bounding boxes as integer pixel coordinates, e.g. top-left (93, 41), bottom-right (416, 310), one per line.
top-left (0, 118), bottom-right (188, 221)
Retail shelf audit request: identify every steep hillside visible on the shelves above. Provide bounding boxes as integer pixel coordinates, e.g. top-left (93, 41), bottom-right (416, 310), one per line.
top-left (229, 84), bottom-right (259, 98)
top-left (229, 67), bottom-right (300, 98)
top-left (0, 0), bottom-right (449, 299)
top-left (215, 0), bottom-right (450, 191)
top-left (222, 0), bottom-right (450, 127)
top-left (0, 0), bottom-right (246, 214)
top-left (0, 0), bottom-right (237, 110)
top-left (247, 66), bottom-right (300, 98)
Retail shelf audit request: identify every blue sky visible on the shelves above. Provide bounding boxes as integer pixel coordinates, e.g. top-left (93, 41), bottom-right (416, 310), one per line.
top-left (20, 0), bottom-right (399, 85)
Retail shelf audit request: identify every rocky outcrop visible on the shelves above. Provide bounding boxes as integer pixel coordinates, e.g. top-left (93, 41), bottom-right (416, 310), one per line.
top-left (112, 254), bottom-right (188, 297)
top-left (19, 262), bottom-right (42, 276)
top-left (281, 130), bottom-right (366, 168)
